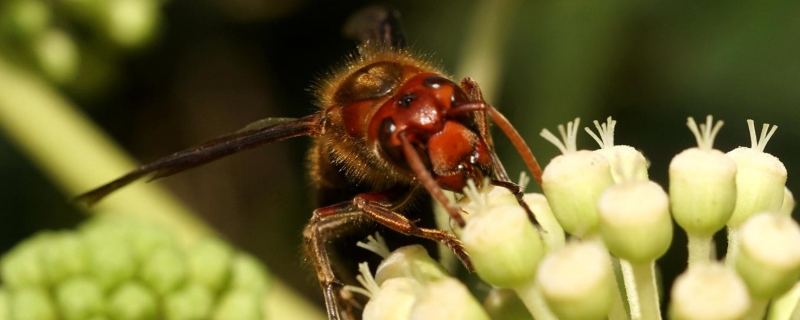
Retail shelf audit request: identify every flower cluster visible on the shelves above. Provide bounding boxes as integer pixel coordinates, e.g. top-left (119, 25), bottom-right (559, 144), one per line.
top-left (0, 217), bottom-right (270, 320)
top-left (0, 0), bottom-right (162, 85)
top-left (347, 116), bottom-right (800, 320)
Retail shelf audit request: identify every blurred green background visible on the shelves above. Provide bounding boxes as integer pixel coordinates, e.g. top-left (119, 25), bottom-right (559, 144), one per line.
top-left (1, 0), bottom-right (798, 309)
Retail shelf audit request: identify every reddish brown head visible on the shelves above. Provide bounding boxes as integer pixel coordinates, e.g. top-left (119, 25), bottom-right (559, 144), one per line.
top-left (367, 73), bottom-right (493, 192)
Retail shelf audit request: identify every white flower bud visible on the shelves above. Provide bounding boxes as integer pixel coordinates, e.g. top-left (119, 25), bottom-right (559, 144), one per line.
top-left (585, 117), bottom-right (648, 183)
top-left (363, 278), bottom-right (420, 320)
top-left (462, 203), bottom-right (545, 287)
top-left (598, 180), bottom-right (672, 263)
top-left (374, 245), bottom-right (448, 286)
top-left (669, 116), bottom-right (736, 236)
top-left (669, 263), bottom-right (750, 320)
top-left (408, 278), bottom-right (491, 320)
top-left (523, 193), bottom-right (565, 250)
top-left (735, 213), bottom-right (800, 299)
top-left (537, 241), bottom-right (615, 320)
top-left (541, 118), bottom-right (614, 238)
top-left (727, 121), bottom-right (786, 227)
top-left (780, 187), bottom-right (795, 217)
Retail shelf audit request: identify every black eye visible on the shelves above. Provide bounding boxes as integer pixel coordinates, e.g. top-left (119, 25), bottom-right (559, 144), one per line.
top-left (398, 93), bottom-right (416, 108)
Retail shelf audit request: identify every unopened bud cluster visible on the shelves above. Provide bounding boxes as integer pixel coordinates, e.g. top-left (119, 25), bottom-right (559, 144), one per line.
top-left (0, 0), bottom-right (162, 86)
top-left (348, 116), bottom-right (800, 320)
top-left (0, 217), bottom-right (270, 320)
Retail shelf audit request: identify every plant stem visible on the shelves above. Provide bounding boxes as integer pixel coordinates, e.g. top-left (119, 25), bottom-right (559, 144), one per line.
top-left (514, 281), bottom-right (558, 320)
top-left (0, 55), bottom-right (325, 320)
top-left (609, 258), bottom-right (631, 320)
top-left (726, 227), bottom-right (740, 267)
top-left (768, 282), bottom-right (800, 320)
top-left (744, 299), bottom-right (769, 320)
top-left (631, 262), bottom-right (661, 320)
top-left (621, 260), bottom-right (662, 320)
top-left (687, 233), bottom-right (714, 267)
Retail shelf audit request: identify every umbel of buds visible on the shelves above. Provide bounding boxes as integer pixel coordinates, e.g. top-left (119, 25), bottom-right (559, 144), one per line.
top-left (0, 217), bottom-right (271, 320)
top-left (342, 115), bottom-right (800, 320)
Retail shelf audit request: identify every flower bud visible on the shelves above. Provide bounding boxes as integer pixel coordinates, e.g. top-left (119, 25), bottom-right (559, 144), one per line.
top-left (670, 116), bottom-right (736, 236)
top-left (408, 278), bottom-right (491, 320)
top-left (598, 181), bottom-right (673, 263)
top-left (42, 232), bottom-right (88, 284)
top-left (83, 236), bottom-right (135, 292)
top-left (103, 0), bottom-right (160, 48)
top-left (230, 253), bottom-right (271, 296)
top-left (1, 234), bottom-right (50, 289)
top-left (108, 281), bottom-right (158, 320)
top-left (55, 276), bottom-right (104, 320)
top-left (374, 245), bottom-right (448, 285)
top-left (10, 287), bottom-right (57, 320)
top-left (4, 0), bottom-right (51, 38)
top-left (483, 288), bottom-right (534, 320)
top-left (34, 29), bottom-right (79, 83)
top-left (669, 263), bottom-right (750, 320)
top-left (727, 121), bottom-right (786, 228)
top-left (363, 278), bottom-right (420, 320)
top-left (140, 247), bottom-right (187, 296)
top-left (462, 203), bottom-right (545, 287)
top-left (537, 241), bottom-right (615, 320)
top-left (585, 117), bottom-right (648, 183)
top-left (735, 213), bottom-right (800, 299)
top-left (212, 289), bottom-right (263, 320)
top-left (523, 193), bottom-right (565, 250)
top-left (780, 187), bottom-right (795, 217)
top-left (541, 119), bottom-right (614, 238)
top-left (164, 283), bottom-right (214, 320)
top-left (187, 238), bottom-right (233, 292)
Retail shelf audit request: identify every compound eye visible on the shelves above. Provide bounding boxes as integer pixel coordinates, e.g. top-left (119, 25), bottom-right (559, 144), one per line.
top-left (423, 75), bottom-right (449, 89)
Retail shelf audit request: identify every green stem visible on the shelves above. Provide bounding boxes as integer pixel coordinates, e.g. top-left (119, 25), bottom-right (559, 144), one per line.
top-left (768, 282), bottom-right (800, 320)
top-left (726, 227), bottom-right (740, 267)
top-left (620, 260), bottom-right (641, 320)
top-left (630, 262), bottom-right (661, 320)
top-left (687, 233), bottom-right (714, 267)
top-left (0, 55), bottom-right (325, 320)
top-left (744, 299), bottom-right (769, 320)
top-left (609, 258), bottom-right (631, 320)
top-left (514, 281), bottom-right (558, 320)
top-left (621, 260), bottom-right (662, 320)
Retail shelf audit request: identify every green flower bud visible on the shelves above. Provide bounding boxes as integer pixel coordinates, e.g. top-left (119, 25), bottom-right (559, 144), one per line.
top-left (187, 238), bottom-right (233, 292)
top-left (598, 180), bottom-right (673, 263)
top-left (669, 263), bottom-right (750, 320)
top-left (409, 278), bottom-right (491, 320)
top-left (4, 0), bottom-right (51, 38)
top-left (140, 247), bottom-right (187, 296)
top-left (34, 29), bottom-right (79, 83)
top-left (374, 245), bottom-right (448, 285)
top-left (780, 187), bottom-right (795, 217)
top-left (55, 277), bottom-right (104, 320)
top-left (541, 118), bottom-right (614, 238)
top-left (129, 224), bottom-right (176, 264)
top-left (103, 0), bottom-right (159, 48)
top-left (164, 283), bottom-right (214, 320)
top-left (483, 289), bottom-right (534, 320)
top-left (670, 117), bottom-right (736, 236)
top-left (522, 193), bottom-right (565, 250)
top-left (230, 253), bottom-right (271, 296)
top-left (212, 289), bottom-right (263, 320)
top-left (363, 278), bottom-right (420, 320)
top-left (461, 203), bottom-right (545, 287)
top-left (727, 121), bottom-right (786, 228)
top-left (83, 236), bottom-right (135, 292)
top-left (42, 232), bottom-right (88, 284)
top-left (585, 117), bottom-right (648, 183)
top-left (536, 241), bottom-right (614, 320)
top-left (10, 288), bottom-right (56, 320)
top-left (735, 213), bottom-right (800, 299)
top-left (108, 281), bottom-right (158, 320)
top-left (0, 288), bottom-right (8, 320)
top-left (1, 234), bottom-right (49, 289)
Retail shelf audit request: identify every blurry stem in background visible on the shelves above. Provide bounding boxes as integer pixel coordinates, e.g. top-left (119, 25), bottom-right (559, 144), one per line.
top-left (455, 0), bottom-right (515, 102)
top-left (0, 55), bottom-right (326, 320)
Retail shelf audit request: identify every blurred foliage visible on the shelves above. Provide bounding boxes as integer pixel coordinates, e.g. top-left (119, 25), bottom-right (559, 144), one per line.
top-left (1, 0), bottom-right (799, 310)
